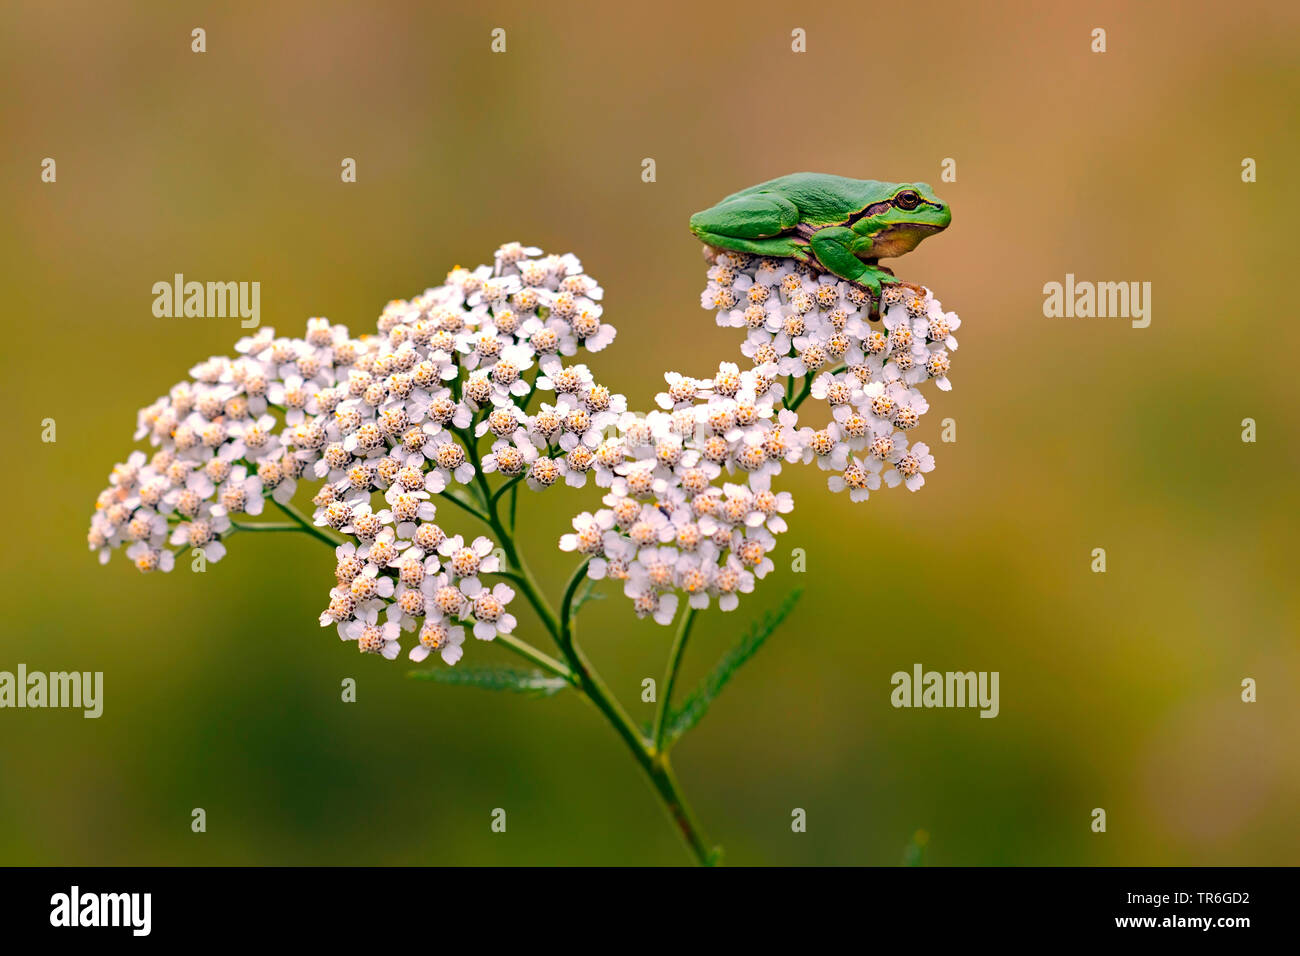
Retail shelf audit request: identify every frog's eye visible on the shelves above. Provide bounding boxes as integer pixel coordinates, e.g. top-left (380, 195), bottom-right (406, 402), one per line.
top-left (894, 190), bottom-right (921, 211)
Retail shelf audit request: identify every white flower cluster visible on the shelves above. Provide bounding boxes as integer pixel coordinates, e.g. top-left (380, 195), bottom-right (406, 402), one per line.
top-left (86, 353), bottom-right (314, 574)
top-left (700, 250), bottom-right (960, 501)
top-left (564, 248), bottom-right (963, 625)
top-left (560, 360), bottom-right (800, 623)
top-left (309, 244), bottom-right (623, 662)
top-left (90, 244), bottom-right (621, 664)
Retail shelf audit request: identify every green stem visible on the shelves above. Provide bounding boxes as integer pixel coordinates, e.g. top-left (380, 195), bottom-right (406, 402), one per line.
top-left (463, 431), bottom-right (562, 640)
top-left (465, 444), bottom-right (718, 864)
top-left (787, 363), bottom-right (845, 413)
top-left (652, 607), bottom-right (697, 753)
top-left (494, 632), bottom-right (576, 685)
top-left (559, 558), bottom-right (592, 633)
top-left (554, 592), bottom-right (717, 865)
top-left (497, 569), bottom-right (561, 640)
top-left (648, 752), bottom-right (719, 866)
top-left (787, 375), bottom-right (814, 412)
top-left (271, 499), bottom-right (343, 548)
top-left (437, 487), bottom-right (491, 524)
top-left (519, 367), bottom-right (541, 416)
top-left (470, 449), bottom-right (496, 511)
top-left (491, 473), bottom-right (525, 510)
top-left (231, 521), bottom-right (302, 533)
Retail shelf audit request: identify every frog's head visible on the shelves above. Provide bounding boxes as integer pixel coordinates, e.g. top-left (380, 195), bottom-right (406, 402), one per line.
top-left (851, 182), bottom-right (951, 258)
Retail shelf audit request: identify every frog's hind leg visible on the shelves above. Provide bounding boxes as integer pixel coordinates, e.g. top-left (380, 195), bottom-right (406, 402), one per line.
top-left (690, 193), bottom-right (813, 261)
top-left (689, 192), bottom-right (802, 240)
top-left (696, 233), bottom-right (812, 263)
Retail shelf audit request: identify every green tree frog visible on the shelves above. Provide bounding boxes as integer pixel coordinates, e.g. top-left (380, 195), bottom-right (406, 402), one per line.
top-left (689, 172), bottom-right (951, 302)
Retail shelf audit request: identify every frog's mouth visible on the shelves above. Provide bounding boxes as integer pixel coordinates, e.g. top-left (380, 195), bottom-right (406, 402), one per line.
top-left (863, 222), bottom-right (944, 258)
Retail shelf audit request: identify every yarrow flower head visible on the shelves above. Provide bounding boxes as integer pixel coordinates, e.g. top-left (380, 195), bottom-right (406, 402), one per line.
top-left (555, 247), bottom-right (963, 624)
top-left (90, 245), bottom-right (619, 666)
top-left (699, 248), bottom-right (960, 507)
top-left (559, 355), bottom-right (805, 621)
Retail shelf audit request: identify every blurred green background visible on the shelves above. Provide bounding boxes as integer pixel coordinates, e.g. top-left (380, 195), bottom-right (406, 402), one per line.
top-left (2, 0), bottom-right (1297, 865)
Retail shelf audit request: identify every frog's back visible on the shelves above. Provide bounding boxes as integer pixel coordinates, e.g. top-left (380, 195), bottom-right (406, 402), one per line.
top-left (725, 172), bottom-right (888, 226)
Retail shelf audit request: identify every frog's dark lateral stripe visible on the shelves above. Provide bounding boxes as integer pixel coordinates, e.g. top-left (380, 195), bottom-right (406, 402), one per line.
top-left (845, 197), bottom-right (945, 227)
top-left (849, 200), bottom-right (895, 224)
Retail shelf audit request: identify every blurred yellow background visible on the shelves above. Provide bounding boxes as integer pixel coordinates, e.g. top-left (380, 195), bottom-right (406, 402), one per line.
top-left (1, 0), bottom-right (1297, 865)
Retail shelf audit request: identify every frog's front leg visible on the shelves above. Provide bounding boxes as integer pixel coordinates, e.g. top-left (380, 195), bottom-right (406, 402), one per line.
top-left (872, 263), bottom-right (928, 297)
top-left (807, 228), bottom-right (926, 312)
top-left (806, 227), bottom-right (894, 296)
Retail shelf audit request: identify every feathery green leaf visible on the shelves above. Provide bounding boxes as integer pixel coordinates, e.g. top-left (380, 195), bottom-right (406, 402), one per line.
top-left (661, 588), bottom-right (802, 745)
top-left (407, 666), bottom-right (569, 697)
top-left (571, 577), bottom-right (606, 615)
